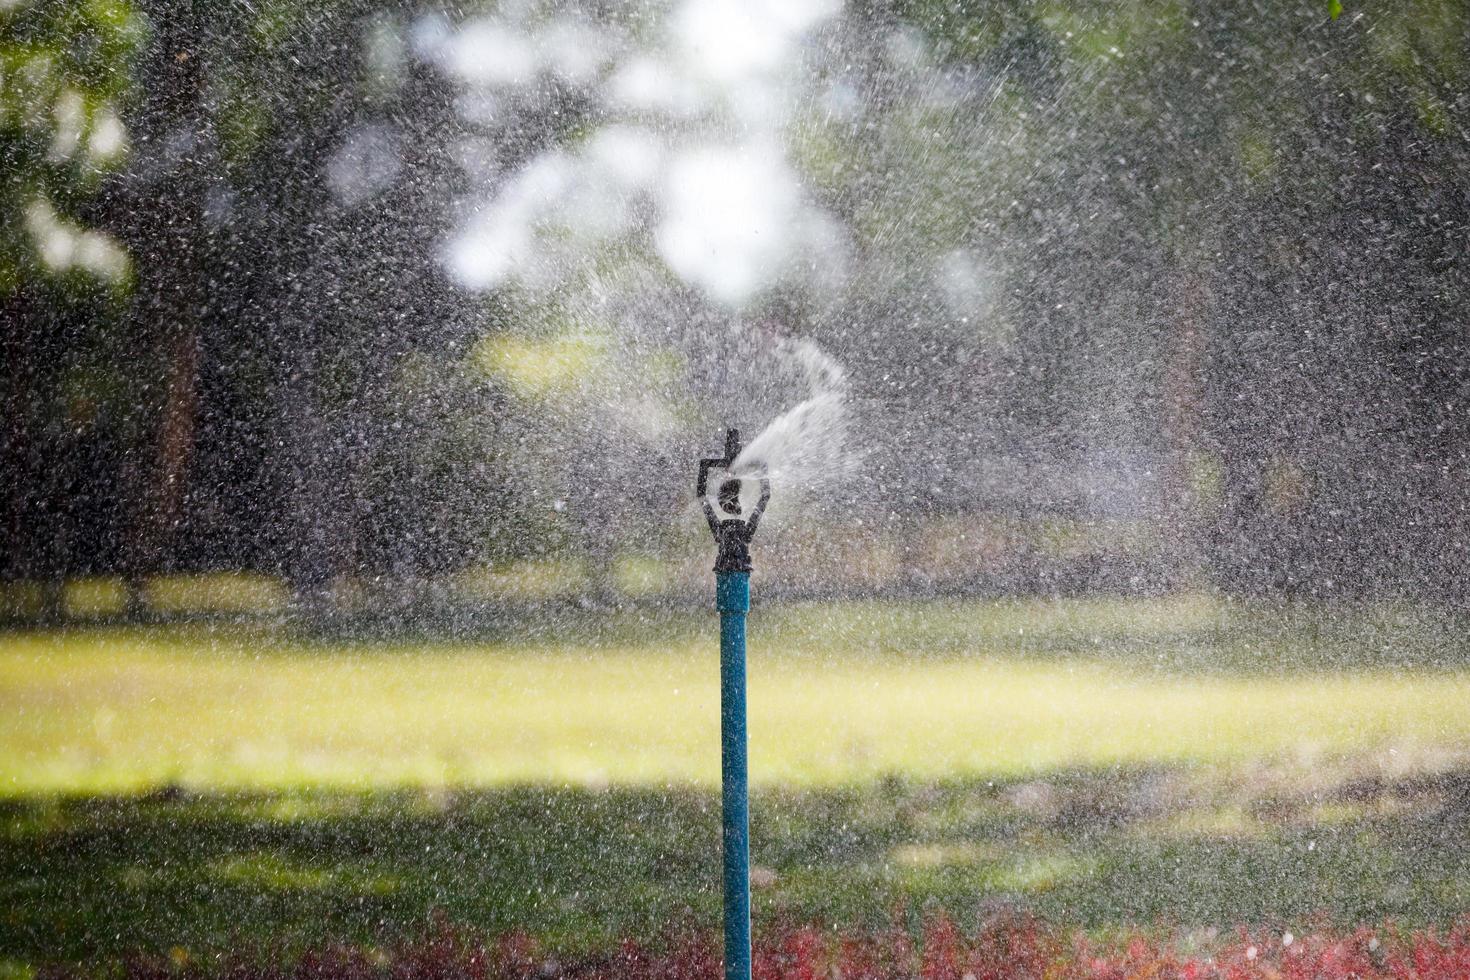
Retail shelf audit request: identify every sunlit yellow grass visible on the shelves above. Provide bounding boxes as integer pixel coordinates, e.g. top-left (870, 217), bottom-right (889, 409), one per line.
top-left (63, 577), bottom-right (128, 618)
top-left (455, 560), bottom-right (590, 600)
top-left (144, 573), bottom-right (290, 615)
top-left (3, 601), bottom-right (1469, 794)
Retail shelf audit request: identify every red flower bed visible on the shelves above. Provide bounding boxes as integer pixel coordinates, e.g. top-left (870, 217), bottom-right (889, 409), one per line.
top-left (42, 915), bottom-right (1470, 980)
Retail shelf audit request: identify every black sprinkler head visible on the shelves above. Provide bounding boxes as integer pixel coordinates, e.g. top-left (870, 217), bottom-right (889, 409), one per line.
top-left (697, 427), bottom-right (773, 573)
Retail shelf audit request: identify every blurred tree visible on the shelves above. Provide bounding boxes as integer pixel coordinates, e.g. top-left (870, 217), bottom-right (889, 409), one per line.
top-left (1204, 6), bottom-right (1470, 596)
top-left (0, 0), bottom-right (142, 618)
top-left (5, 0), bottom-right (1468, 614)
top-left (4, 0), bottom-right (497, 615)
top-left (849, 0), bottom-right (1470, 596)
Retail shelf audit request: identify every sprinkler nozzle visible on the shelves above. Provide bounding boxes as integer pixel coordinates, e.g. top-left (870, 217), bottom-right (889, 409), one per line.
top-left (697, 428), bottom-right (772, 573)
top-left (718, 479), bottom-right (743, 516)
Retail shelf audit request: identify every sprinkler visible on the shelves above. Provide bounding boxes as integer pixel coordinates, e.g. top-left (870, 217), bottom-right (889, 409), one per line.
top-left (696, 427), bottom-right (770, 980)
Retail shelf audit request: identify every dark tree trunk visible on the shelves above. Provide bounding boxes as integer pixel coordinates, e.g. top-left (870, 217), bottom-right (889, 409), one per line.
top-left (86, 0), bottom-right (210, 615)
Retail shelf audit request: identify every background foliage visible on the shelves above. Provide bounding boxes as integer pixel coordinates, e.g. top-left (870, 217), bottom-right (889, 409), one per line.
top-left (3, 0), bottom-right (1468, 617)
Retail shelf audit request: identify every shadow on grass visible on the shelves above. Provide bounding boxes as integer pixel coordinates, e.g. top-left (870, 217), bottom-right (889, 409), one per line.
top-left (5, 765), bottom-right (1470, 968)
top-left (11, 596), bottom-right (1470, 676)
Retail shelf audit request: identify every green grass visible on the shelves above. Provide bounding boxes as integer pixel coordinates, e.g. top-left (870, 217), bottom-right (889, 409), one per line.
top-left (5, 595), bottom-right (1470, 967)
top-left (2, 596), bottom-right (1470, 793)
top-left (5, 770), bottom-right (1470, 965)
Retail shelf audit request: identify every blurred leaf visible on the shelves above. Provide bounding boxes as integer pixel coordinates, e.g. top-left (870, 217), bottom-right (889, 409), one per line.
top-left (470, 333), bottom-right (611, 399)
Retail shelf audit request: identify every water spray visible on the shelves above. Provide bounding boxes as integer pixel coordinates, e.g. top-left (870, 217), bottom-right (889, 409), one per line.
top-left (696, 427), bottom-right (770, 980)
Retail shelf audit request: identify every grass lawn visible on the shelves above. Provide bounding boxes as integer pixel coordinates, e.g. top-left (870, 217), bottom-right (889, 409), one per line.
top-left (3, 596), bottom-right (1470, 792)
top-left (3, 596), bottom-right (1470, 968)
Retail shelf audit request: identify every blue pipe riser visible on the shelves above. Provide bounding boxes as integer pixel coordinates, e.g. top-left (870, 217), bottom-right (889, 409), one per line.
top-left (716, 571), bottom-right (750, 980)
